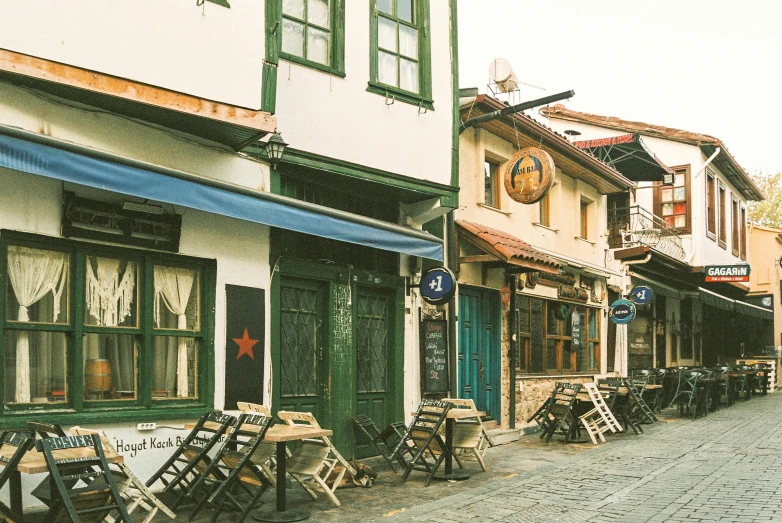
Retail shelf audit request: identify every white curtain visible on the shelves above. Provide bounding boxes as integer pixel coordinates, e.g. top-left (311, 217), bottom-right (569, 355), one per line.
top-left (154, 266), bottom-right (195, 397)
top-left (6, 246), bottom-right (68, 403)
top-left (86, 257), bottom-right (135, 328)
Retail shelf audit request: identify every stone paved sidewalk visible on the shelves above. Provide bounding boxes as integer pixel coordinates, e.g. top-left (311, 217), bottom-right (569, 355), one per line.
top-left (26, 393), bottom-right (782, 522)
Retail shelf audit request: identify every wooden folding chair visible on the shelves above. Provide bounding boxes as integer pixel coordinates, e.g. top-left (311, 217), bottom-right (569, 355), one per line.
top-left (539, 382), bottom-right (582, 443)
top-left (145, 411), bottom-right (236, 508)
top-left (391, 399), bottom-right (452, 486)
top-left (236, 402), bottom-right (282, 486)
top-left (578, 383), bottom-right (622, 445)
top-left (276, 410), bottom-right (357, 507)
top-left (352, 414), bottom-right (407, 472)
top-left (443, 398), bottom-right (490, 471)
top-left (37, 434), bottom-right (132, 523)
top-left (29, 421), bottom-right (80, 509)
top-left (70, 427), bottom-right (176, 523)
top-left (185, 414), bottom-right (275, 523)
top-left (0, 431), bottom-right (36, 523)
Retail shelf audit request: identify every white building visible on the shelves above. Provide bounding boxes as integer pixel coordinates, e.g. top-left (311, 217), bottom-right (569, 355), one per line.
top-left (0, 0), bottom-right (458, 500)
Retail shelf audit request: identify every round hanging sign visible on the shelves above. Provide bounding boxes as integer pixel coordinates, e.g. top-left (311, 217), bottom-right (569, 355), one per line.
top-left (629, 285), bottom-right (653, 305)
top-left (504, 147), bottom-right (555, 204)
top-left (419, 267), bottom-right (457, 305)
top-left (609, 298), bottom-right (636, 325)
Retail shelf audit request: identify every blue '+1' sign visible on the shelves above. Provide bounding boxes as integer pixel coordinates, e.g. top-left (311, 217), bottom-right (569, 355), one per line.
top-left (609, 298), bottom-right (636, 325)
top-left (630, 285), bottom-right (653, 305)
top-left (419, 267), bottom-right (457, 305)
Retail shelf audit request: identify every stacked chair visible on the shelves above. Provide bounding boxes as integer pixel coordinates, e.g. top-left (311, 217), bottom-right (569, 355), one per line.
top-left (391, 399), bottom-right (453, 486)
top-left (578, 382), bottom-right (622, 445)
top-left (352, 414), bottom-right (407, 472)
top-left (443, 397), bottom-right (491, 471)
top-left (539, 382), bottom-right (582, 443)
top-left (0, 430), bottom-right (36, 523)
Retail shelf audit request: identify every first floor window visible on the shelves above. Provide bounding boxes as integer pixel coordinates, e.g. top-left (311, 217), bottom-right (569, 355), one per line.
top-left (483, 160), bottom-right (499, 208)
top-left (656, 165), bottom-right (691, 234)
top-left (2, 234), bottom-right (212, 412)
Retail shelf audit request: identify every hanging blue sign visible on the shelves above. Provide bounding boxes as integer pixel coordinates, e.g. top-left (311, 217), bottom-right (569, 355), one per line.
top-left (630, 285), bottom-right (653, 305)
top-left (609, 298), bottom-right (636, 325)
top-left (419, 267), bottom-right (457, 305)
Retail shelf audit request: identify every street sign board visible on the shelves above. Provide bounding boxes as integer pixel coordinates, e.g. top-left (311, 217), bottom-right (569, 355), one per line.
top-left (419, 267), bottom-right (457, 305)
top-left (704, 265), bottom-right (750, 283)
top-left (609, 298), bottom-right (636, 325)
top-left (629, 285), bottom-right (653, 305)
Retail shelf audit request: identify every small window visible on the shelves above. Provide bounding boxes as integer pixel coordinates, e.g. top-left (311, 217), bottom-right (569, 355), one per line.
top-left (280, 0), bottom-right (345, 75)
top-left (580, 199), bottom-right (591, 240)
top-left (731, 195), bottom-right (740, 256)
top-left (740, 206), bottom-right (747, 260)
top-left (718, 183), bottom-right (727, 248)
top-left (538, 192), bottom-right (550, 227)
top-left (706, 170), bottom-right (716, 237)
top-left (483, 160), bottom-right (499, 208)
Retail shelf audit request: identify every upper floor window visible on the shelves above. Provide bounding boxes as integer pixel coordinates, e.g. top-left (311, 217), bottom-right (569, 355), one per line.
top-left (369, 0), bottom-right (433, 109)
top-left (538, 192), bottom-right (550, 227)
top-left (731, 195), bottom-right (740, 256)
top-left (706, 170), bottom-right (716, 238)
top-left (579, 198), bottom-right (592, 240)
top-left (483, 160), bottom-right (500, 208)
top-left (281, 0), bottom-right (345, 76)
top-left (718, 182), bottom-right (727, 249)
top-left (655, 164), bottom-right (691, 234)
top-left (740, 206), bottom-right (747, 260)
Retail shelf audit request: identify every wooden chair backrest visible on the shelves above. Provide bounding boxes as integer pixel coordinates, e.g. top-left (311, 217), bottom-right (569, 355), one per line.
top-left (28, 421), bottom-right (66, 439)
top-left (0, 430), bottom-right (35, 487)
top-left (236, 402), bottom-right (271, 416)
top-left (277, 410), bottom-right (322, 429)
top-left (443, 398), bottom-right (477, 410)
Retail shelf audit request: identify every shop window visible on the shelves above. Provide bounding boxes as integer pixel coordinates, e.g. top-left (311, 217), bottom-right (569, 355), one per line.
top-left (731, 195), bottom-right (740, 256)
top-left (520, 297), bottom-right (600, 375)
top-left (281, 0), bottom-right (346, 76)
top-left (655, 165), bottom-right (691, 234)
top-left (718, 182), bottom-right (727, 249)
top-left (706, 170), bottom-right (716, 238)
top-left (483, 160), bottom-right (500, 208)
top-left (2, 235), bottom-right (212, 416)
top-left (368, 0), bottom-right (433, 109)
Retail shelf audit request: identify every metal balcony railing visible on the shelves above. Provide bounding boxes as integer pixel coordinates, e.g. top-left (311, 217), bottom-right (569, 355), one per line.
top-left (607, 206), bottom-right (686, 261)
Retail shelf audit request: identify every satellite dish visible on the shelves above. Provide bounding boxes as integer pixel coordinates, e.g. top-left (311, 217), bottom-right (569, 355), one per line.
top-left (488, 58), bottom-right (518, 93)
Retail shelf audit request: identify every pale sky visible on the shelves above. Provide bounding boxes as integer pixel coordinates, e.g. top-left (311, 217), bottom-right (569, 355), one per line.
top-left (458, 0), bottom-right (782, 175)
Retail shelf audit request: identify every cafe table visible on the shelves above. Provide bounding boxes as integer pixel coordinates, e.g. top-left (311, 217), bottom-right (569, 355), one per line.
top-left (0, 439), bottom-right (124, 518)
top-left (185, 420), bottom-right (331, 522)
top-left (410, 408), bottom-right (485, 481)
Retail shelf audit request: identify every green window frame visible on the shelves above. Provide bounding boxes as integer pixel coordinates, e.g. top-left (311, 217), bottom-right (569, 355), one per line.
top-left (278, 0), bottom-right (346, 77)
top-left (0, 231), bottom-right (215, 426)
top-left (369, 0), bottom-right (433, 109)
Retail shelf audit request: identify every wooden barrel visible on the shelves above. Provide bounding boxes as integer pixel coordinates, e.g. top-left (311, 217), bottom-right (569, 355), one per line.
top-left (85, 359), bottom-right (112, 392)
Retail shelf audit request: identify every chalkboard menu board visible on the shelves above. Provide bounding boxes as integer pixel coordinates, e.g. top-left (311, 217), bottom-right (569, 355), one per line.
top-left (421, 319), bottom-right (449, 394)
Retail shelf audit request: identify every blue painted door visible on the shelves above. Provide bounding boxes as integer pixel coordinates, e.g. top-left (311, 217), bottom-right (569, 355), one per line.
top-left (458, 286), bottom-right (500, 419)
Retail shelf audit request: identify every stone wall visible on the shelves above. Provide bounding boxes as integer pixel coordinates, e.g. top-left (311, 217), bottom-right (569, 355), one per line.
top-left (515, 376), bottom-right (593, 429)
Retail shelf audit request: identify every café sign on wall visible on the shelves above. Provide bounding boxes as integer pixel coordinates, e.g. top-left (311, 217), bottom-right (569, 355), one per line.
top-left (704, 264), bottom-right (750, 283)
top-left (504, 147), bottom-right (555, 204)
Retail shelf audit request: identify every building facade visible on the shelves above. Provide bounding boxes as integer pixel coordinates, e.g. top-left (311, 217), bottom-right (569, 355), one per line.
top-left (0, 0), bottom-right (459, 498)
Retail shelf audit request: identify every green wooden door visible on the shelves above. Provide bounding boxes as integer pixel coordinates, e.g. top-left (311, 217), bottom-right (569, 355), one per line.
top-left (355, 287), bottom-right (395, 458)
top-left (458, 286), bottom-right (500, 420)
top-left (278, 277), bottom-right (327, 420)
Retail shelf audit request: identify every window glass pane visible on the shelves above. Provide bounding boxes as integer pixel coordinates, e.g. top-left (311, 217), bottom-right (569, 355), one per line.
top-left (397, 0), bottom-right (413, 22)
top-left (588, 309), bottom-right (597, 338)
top-left (377, 0), bottom-right (393, 15)
top-left (307, 27), bottom-right (330, 65)
top-left (283, 0), bottom-right (305, 18)
top-left (399, 58), bottom-right (419, 93)
top-left (152, 336), bottom-right (197, 399)
top-left (675, 172), bottom-right (684, 186)
top-left (664, 216), bottom-right (675, 228)
top-left (6, 246), bottom-right (69, 324)
top-left (675, 215), bottom-right (686, 228)
top-left (674, 187), bottom-right (685, 200)
top-left (378, 17), bottom-right (397, 51)
top-left (662, 203), bottom-right (673, 216)
top-left (282, 18), bottom-right (305, 57)
top-left (546, 339), bottom-right (557, 369)
top-left (547, 301), bottom-right (559, 333)
top-left (399, 24), bottom-right (418, 58)
top-left (484, 161), bottom-right (496, 207)
top-left (563, 309), bottom-right (572, 336)
top-left (562, 341), bottom-right (573, 370)
top-left (518, 297), bottom-right (529, 333)
top-left (378, 51), bottom-right (398, 86)
top-left (674, 202), bottom-right (687, 215)
top-left (661, 189), bottom-right (672, 202)
top-left (83, 333), bottom-right (136, 401)
top-left (153, 266), bottom-right (200, 331)
top-left (588, 341), bottom-right (596, 369)
top-left (85, 256), bottom-right (137, 327)
top-left (4, 330), bottom-right (67, 404)
top-left (308, 0), bottom-right (330, 27)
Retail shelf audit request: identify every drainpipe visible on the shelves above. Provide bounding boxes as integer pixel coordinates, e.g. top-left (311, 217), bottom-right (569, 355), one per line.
top-left (508, 273), bottom-right (517, 429)
top-left (693, 147), bottom-right (721, 178)
top-left (447, 212), bottom-right (458, 397)
top-left (459, 90), bottom-right (575, 134)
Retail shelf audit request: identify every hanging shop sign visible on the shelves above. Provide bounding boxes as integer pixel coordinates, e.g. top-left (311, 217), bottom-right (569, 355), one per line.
top-left (557, 284), bottom-right (589, 303)
top-left (571, 310), bottom-right (583, 351)
top-left (538, 270), bottom-right (577, 288)
top-left (704, 264), bottom-right (750, 283)
top-left (629, 285), bottom-right (653, 305)
top-left (419, 267), bottom-right (457, 305)
top-left (504, 147), bottom-right (555, 204)
top-left (609, 298), bottom-right (636, 325)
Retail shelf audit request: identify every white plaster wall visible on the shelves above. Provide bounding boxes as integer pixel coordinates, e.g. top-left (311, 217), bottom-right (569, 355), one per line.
top-left (0, 0), bottom-right (264, 108)
top-left (274, 1), bottom-right (453, 185)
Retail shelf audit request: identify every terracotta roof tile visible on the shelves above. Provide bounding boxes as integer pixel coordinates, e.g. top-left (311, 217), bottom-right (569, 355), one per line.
top-left (456, 220), bottom-right (560, 273)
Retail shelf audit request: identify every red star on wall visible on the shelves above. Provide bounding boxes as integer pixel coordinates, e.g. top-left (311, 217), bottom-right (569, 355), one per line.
top-left (233, 328), bottom-right (259, 360)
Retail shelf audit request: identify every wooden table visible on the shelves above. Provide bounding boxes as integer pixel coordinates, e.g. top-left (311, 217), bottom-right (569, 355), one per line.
top-left (185, 421), bottom-right (331, 522)
top-left (0, 443), bottom-right (123, 518)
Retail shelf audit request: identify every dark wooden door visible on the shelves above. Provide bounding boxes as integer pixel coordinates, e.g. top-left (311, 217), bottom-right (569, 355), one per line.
top-left (607, 193), bottom-right (630, 248)
top-left (278, 277), bottom-right (327, 420)
top-left (458, 286), bottom-right (500, 419)
top-left (355, 287), bottom-right (396, 458)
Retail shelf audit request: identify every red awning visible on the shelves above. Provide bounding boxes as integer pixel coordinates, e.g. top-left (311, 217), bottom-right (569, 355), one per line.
top-left (572, 133), bottom-right (671, 182)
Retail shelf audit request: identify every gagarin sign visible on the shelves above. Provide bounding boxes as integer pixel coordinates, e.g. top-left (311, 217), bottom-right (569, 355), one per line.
top-left (504, 147), bottom-right (555, 204)
top-left (704, 265), bottom-right (750, 283)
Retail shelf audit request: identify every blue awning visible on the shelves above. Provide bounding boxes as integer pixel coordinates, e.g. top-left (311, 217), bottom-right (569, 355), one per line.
top-left (0, 132), bottom-right (443, 260)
